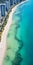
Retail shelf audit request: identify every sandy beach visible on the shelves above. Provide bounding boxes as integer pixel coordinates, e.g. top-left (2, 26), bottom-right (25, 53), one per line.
top-left (0, 1), bottom-right (27, 65)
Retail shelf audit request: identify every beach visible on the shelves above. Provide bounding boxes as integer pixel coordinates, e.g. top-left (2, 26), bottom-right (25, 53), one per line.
top-left (0, 1), bottom-right (27, 65)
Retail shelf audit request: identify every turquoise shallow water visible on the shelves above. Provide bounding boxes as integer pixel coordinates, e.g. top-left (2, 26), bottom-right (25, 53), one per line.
top-left (3, 0), bottom-right (33, 65)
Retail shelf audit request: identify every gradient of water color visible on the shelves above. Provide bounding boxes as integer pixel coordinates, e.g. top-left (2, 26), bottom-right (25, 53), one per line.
top-left (3, 0), bottom-right (33, 65)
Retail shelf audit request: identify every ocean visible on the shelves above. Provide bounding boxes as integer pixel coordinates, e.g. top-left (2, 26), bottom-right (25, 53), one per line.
top-left (3, 1), bottom-right (33, 65)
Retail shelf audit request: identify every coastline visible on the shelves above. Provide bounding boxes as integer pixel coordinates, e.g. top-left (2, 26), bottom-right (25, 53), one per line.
top-left (0, 1), bottom-right (27, 65)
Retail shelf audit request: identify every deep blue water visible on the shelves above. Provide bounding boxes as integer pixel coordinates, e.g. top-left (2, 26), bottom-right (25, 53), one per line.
top-left (12, 1), bottom-right (33, 65)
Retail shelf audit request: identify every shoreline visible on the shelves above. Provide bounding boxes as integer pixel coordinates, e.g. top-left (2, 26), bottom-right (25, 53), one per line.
top-left (0, 1), bottom-right (27, 65)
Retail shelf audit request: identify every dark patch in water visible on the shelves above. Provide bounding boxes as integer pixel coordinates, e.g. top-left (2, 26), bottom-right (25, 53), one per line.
top-left (12, 52), bottom-right (23, 65)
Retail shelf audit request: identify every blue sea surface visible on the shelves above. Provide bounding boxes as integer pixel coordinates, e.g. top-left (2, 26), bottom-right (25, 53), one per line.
top-left (12, 1), bottom-right (33, 65)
